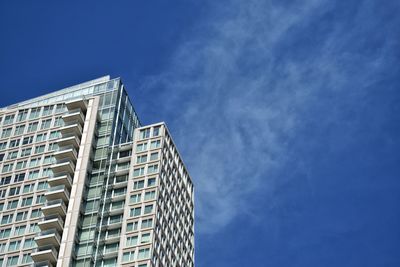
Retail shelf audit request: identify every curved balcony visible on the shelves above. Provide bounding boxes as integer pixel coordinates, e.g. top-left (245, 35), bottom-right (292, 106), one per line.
top-left (41, 199), bottom-right (67, 218)
top-left (65, 99), bottom-right (87, 113)
top-left (53, 146), bottom-right (78, 162)
top-left (34, 229), bottom-right (61, 247)
top-left (62, 109), bottom-right (85, 125)
top-left (38, 214), bottom-right (65, 232)
top-left (51, 159), bottom-right (76, 176)
top-left (31, 246), bottom-right (58, 265)
top-left (60, 122), bottom-right (83, 137)
top-left (57, 135), bottom-right (81, 149)
top-left (45, 184), bottom-right (70, 203)
top-left (48, 173), bottom-right (73, 188)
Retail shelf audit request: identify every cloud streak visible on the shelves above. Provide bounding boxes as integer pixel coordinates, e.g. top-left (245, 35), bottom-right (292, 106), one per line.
top-left (139, 0), bottom-right (399, 234)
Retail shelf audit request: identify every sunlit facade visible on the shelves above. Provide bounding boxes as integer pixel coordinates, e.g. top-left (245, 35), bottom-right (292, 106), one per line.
top-left (0, 76), bottom-right (194, 267)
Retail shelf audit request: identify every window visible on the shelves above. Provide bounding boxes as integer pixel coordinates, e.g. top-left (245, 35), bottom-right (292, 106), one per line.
top-left (150, 152), bottom-right (159, 161)
top-left (21, 197), bottom-right (33, 207)
top-left (14, 225), bottom-right (26, 236)
top-left (130, 207), bottom-right (141, 217)
top-left (28, 223), bottom-right (39, 233)
top-left (14, 173), bottom-right (25, 182)
top-left (1, 128), bottom-right (12, 138)
top-left (7, 200), bottom-right (18, 210)
top-left (3, 114), bottom-right (15, 125)
top-left (0, 176), bottom-right (11, 185)
top-left (42, 168), bottom-right (53, 177)
top-left (119, 150), bottom-right (131, 158)
top-left (153, 126), bottom-right (161, 137)
top-left (138, 248), bottom-right (150, 259)
top-left (30, 209), bottom-right (41, 218)
top-left (140, 128), bottom-right (150, 139)
top-left (126, 236), bottom-right (138, 246)
top-left (147, 177), bottom-right (156, 187)
top-left (8, 187), bottom-right (20, 196)
top-left (15, 211), bottom-right (28, 222)
top-left (35, 133), bottom-right (47, 142)
top-left (22, 136), bottom-right (34, 145)
top-left (126, 221), bottom-right (138, 232)
top-left (35, 145), bottom-right (45, 154)
top-left (117, 162), bottom-right (129, 170)
top-left (144, 191), bottom-right (156, 201)
top-left (6, 255), bottom-right (19, 266)
top-left (54, 117), bottom-right (63, 127)
top-left (0, 228), bottom-right (11, 238)
top-left (15, 160), bottom-right (27, 170)
top-left (49, 131), bottom-right (60, 140)
top-left (0, 153), bottom-right (3, 162)
top-left (6, 151), bottom-right (18, 160)
top-left (37, 181), bottom-right (48, 190)
top-left (141, 233), bottom-right (151, 243)
top-left (133, 167), bottom-right (145, 177)
top-left (136, 143), bottom-right (147, 152)
top-left (20, 148), bottom-right (32, 157)
top-left (147, 164), bottom-right (158, 174)
top-left (29, 157), bottom-right (41, 168)
top-left (17, 110), bottom-right (28, 122)
top-left (1, 214), bottom-right (13, 225)
top-left (21, 254), bottom-right (32, 264)
top-left (144, 204), bottom-right (153, 214)
top-left (8, 240), bottom-right (21, 251)
top-left (136, 154), bottom-right (147, 164)
top-left (122, 251), bottom-right (135, 263)
top-left (0, 190), bottom-right (6, 199)
top-left (55, 104), bottom-right (65, 114)
top-left (141, 218), bottom-right (153, 229)
top-left (9, 139), bottom-right (20, 148)
top-left (130, 194), bottom-right (141, 204)
top-left (27, 122), bottom-right (39, 133)
top-left (23, 183), bottom-right (35, 193)
top-left (28, 170), bottom-right (40, 179)
top-left (14, 125), bottom-right (25, 135)
top-left (29, 108), bottom-right (41, 119)
top-left (48, 142), bottom-right (58, 151)
top-left (35, 195), bottom-right (46, 204)
top-left (40, 119), bottom-right (52, 130)
top-left (150, 140), bottom-right (161, 149)
top-left (23, 238), bottom-right (35, 249)
top-left (133, 180), bottom-right (144, 190)
top-left (42, 106), bottom-right (53, 116)
top-left (43, 155), bottom-right (54, 164)
top-left (0, 142), bottom-right (7, 150)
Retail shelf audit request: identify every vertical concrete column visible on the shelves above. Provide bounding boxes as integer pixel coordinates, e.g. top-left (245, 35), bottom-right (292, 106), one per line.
top-left (57, 97), bottom-right (100, 267)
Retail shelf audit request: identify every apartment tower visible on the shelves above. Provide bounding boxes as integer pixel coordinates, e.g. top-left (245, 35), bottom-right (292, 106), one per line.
top-left (0, 76), bottom-right (195, 267)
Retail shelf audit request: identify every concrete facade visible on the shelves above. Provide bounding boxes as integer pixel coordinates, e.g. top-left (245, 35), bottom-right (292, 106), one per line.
top-left (0, 77), bottom-right (194, 267)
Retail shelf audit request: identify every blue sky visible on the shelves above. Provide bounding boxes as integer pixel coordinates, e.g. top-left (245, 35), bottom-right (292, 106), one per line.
top-left (1, 0), bottom-right (400, 266)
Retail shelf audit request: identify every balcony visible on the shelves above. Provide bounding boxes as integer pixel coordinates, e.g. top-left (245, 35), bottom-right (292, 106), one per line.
top-left (62, 109), bottom-right (85, 125)
top-left (31, 246), bottom-right (58, 265)
top-left (53, 146), bottom-right (78, 162)
top-left (65, 99), bottom-right (88, 112)
top-left (41, 199), bottom-right (67, 217)
top-left (34, 229), bottom-right (61, 247)
top-left (48, 173), bottom-right (73, 188)
top-left (45, 185), bottom-right (70, 203)
top-left (38, 214), bottom-right (65, 232)
top-left (59, 122), bottom-right (83, 137)
top-left (51, 159), bottom-right (76, 176)
top-left (57, 134), bottom-right (81, 149)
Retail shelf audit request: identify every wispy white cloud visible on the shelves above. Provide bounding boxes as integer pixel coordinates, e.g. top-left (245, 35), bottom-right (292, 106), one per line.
top-left (139, 0), bottom-right (396, 233)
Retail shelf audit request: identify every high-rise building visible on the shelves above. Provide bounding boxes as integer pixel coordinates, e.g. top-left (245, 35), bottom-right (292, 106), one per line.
top-left (0, 76), bottom-right (195, 267)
